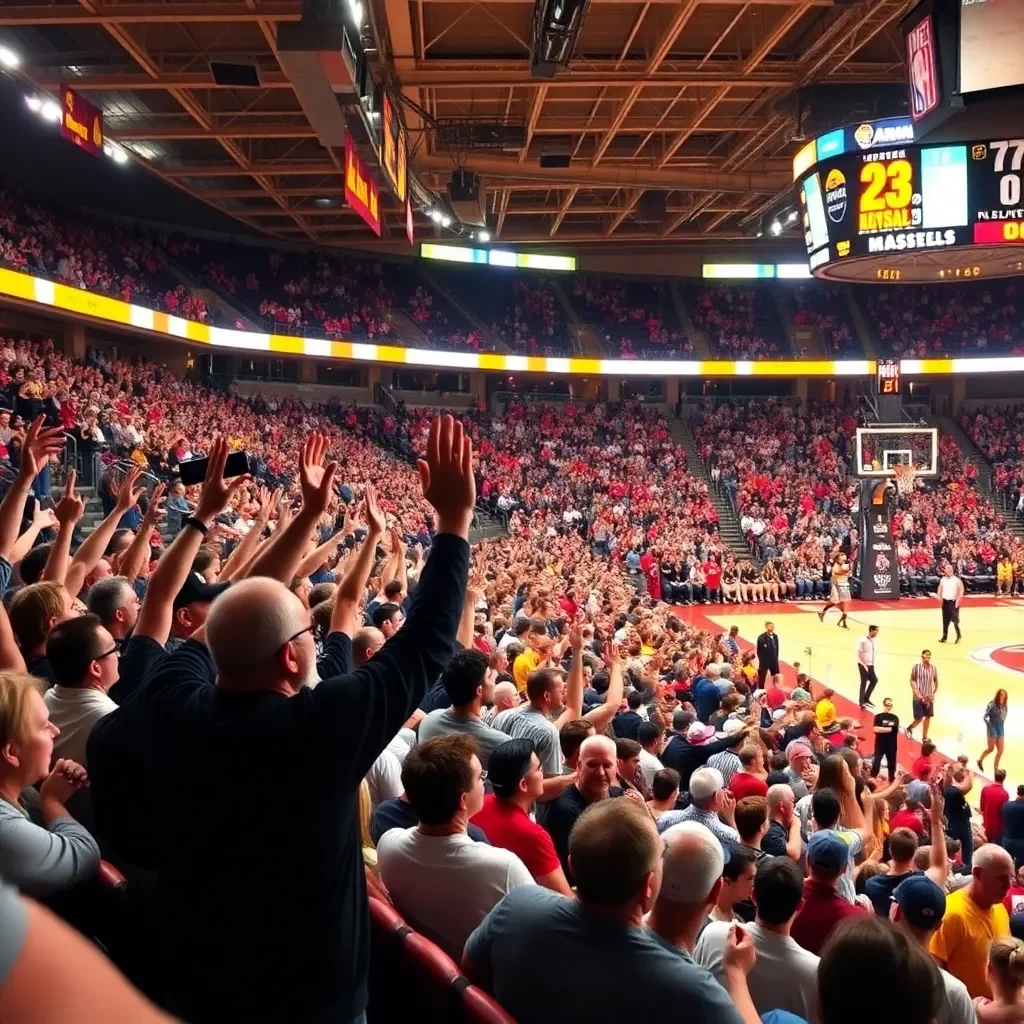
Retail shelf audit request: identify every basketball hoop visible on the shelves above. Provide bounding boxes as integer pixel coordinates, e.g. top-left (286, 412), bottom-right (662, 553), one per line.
top-left (893, 462), bottom-right (916, 496)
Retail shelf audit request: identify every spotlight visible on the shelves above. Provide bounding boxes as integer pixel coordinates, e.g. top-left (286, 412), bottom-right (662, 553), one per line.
top-left (440, 214), bottom-right (452, 228)
top-left (769, 219), bottom-right (783, 236)
top-left (0, 45), bottom-right (19, 70)
top-left (24, 94), bottom-right (41, 113)
top-left (109, 146), bottom-right (129, 165)
top-left (41, 99), bottom-right (62, 123)
top-left (787, 210), bottom-right (799, 224)
top-left (428, 209), bottom-right (442, 224)
top-left (477, 229), bottom-right (491, 242)
top-left (348, 0), bottom-right (363, 25)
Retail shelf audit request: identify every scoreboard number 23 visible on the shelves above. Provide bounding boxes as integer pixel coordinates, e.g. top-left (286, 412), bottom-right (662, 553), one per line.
top-left (992, 140), bottom-right (1024, 207)
top-left (859, 159), bottom-right (913, 211)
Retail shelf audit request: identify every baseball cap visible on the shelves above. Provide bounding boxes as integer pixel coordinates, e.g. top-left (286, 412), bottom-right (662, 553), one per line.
top-left (174, 572), bottom-right (230, 611)
top-left (786, 739), bottom-right (814, 763)
top-left (892, 875), bottom-right (946, 930)
top-left (689, 767), bottom-right (725, 802)
top-left (720, 718), bottom-right (746, 737)
top-left (487, 738), bottom-right (535, 797)
top-left (807, 830), bottom-right (851, 873)
top-left (659, 821), bottom-right (727, 903)
top-left (686, 722), bottom-right (716, 744)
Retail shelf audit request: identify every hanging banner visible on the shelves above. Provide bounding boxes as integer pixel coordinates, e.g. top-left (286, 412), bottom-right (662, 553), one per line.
top-left (344, 131), bottom-right (381, 236)
top-left (61, 85), bottom-right (104, 159)
top-left (406, 196), bottom-right (414, 247)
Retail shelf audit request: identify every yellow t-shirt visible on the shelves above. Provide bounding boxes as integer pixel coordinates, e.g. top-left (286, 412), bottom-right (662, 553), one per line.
top-left (929, 886), bottom-right (1010, 998)
top-left (512, 648), bottom-right (540, 694)
top-left (815, 698), bottom-right (836, 730)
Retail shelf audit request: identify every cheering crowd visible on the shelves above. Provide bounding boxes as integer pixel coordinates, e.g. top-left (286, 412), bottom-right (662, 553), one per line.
top-left (2, 383), bottom-right (1024, 1022)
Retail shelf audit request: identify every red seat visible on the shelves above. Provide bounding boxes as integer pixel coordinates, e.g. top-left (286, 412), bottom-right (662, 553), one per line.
top-left (96, 860), bottom-right (127, 890)
top-left (403, 930), bottom-right (461, 987)
top-left (461, 984), bottom-right (518, 1024)
top-left (368, 895), bottom-right (405, 938)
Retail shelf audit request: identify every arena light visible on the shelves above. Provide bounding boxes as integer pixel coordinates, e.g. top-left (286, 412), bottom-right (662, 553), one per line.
top-left (477, 229), bottom-right (491, 242)
top-left (0, 45), bottom-right (19, 70)
top-left (440, 214), bottom-right (452, 228)
top-left (108, 145), bottom-right (129, 165)
top-left (769, 219), bottom-right (783, 236)
top-left (24, 94), bottom-right (41, 113)
top-left (787, 210), bottom-right (799, 224)
top-left (40, 99), bottom-right (62, 123)
top-left (347, 0), bottom-right (363, 26)
top-left (428, 208), bottom-right (442, 224)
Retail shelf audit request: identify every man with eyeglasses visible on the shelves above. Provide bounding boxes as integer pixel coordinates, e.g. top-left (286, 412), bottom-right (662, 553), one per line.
top-left (378, 734), bottom-right (532, 961)
top-left (139, 419), bottom-right (478, 1024)
top-left (43, 613), bottom-right (121, 767)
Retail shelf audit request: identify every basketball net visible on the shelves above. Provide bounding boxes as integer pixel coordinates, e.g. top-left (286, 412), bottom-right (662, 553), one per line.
top-left (893, 462), bottom-right (916, 496)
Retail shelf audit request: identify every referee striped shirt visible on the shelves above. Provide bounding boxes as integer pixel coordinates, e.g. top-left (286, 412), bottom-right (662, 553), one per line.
top-left (911, 662), bottom-right (937, 697)
top-left (492, 705), bottom-right (561, 776)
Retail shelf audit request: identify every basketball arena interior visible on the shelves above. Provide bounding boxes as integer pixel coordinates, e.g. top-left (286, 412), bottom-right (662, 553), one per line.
top-left (1, 0), bottom-right (1024, 1019)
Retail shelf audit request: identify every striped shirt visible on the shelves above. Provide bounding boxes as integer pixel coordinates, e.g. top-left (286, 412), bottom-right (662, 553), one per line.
top-left (707, 750), bottom-right (743, 786)
top-left (492, 705), bottom-right (561, 776)
top-left (911, 662), bottom-right (938, 698)
top-left (657, 805), bottom-right (740, 846)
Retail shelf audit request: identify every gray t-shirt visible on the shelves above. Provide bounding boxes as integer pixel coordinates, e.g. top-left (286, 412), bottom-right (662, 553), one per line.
top-left (0, 878), bottom-right (26, 986)
top-left (492, 706), bottom-right (561, 776)
top-left (465, 886), bottom-right (745, 1023)
top-left (418, 709), bottom-right (509, 768)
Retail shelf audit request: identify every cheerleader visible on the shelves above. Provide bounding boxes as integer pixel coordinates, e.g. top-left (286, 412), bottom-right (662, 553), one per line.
top-left (818, 552), bottom-right (852, 628)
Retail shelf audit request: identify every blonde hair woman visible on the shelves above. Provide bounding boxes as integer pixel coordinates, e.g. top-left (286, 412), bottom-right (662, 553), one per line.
top-left (978, 937), bottom-right (1024, 1022)
top-left (0, 671), bottom-right (99, 896)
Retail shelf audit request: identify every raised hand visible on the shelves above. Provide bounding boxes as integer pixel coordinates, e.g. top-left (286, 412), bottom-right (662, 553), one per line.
top-left (53, 470), bottom-right (85, 527)
top-left (256, 485), bottom-right (281, 527)
top-left (143, 482), bottom-right (167, 525)
top-left (115, 466), bottom-right (146, 513)
top-left (363, 484), bottom-right (386, 536)
top-left (299, 432), bottom-right (339, 520)
top-left (416, 415), bottom-right (475, 537)
top-left (17, 415), bottom-right (66, 482)
top-left (195, 438), bottom-right (252, 523)
top-left (31, 500), bottom-right (58, 532)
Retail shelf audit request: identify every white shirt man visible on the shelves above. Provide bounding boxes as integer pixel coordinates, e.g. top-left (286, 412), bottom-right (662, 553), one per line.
top-left (377, 738), bottom-right (532, 961)
top-left (695, 857), bottom-right (820, 1022)
top-left (44, 687), bottom-right (118, 766)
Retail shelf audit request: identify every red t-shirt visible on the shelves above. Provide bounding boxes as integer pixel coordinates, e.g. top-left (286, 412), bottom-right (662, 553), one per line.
top-left (981, 783), bottom-right (1009, 841)
top-left (729, 772), bottom-right (769, 800)
top-left (912, 755), bottom-right (934, 781)
top-left (890, 808), bottom-right (926, 836)
top-left (791, 878), bottom-right (869, 955)
top-left (765, 687), bottom-right (788, 711)
top-left (1003, 884), bottom-right (1024, 917)
top-left (471, 794), bottom-right (561, 881)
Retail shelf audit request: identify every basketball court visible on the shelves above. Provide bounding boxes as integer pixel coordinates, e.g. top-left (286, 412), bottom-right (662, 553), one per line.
top-left (675, 595), bottom-right (1024, 795)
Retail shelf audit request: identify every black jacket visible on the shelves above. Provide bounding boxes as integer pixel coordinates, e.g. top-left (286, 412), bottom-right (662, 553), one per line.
top-left (756, 631), bottom-right (780, 669)
top-left (140, 533), bottom-right (469, 1024)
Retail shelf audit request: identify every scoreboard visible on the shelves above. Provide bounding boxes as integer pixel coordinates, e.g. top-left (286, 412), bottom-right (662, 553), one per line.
top-left (793, 117), bottom-right (1024, 282)
top-left (877, 359), bottom-right (900, 395)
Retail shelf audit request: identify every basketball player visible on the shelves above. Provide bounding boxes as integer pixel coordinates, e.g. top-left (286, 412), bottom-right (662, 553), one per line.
top-left (818, 552), bottom-right (851, 628)
top-left (936, 562), bottom-right (964, 644)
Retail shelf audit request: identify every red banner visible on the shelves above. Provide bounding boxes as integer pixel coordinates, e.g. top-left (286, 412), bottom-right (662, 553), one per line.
top-left (406, 197), bottom-right (414, 247)
top-left (344, 131), bottom-right (381, 237)
top-left (60, 85), bottom-right (104, 158)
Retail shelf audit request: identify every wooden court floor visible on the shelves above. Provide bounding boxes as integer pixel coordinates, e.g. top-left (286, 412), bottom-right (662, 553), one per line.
top-left (676, 596), bottom-right (1024, 794)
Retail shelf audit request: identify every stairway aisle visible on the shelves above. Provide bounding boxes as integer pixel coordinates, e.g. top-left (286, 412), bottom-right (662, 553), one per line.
top-left (670, 282), bottom-right (711, 358)
top-left (933, 416), bottom-right (1024, 539)
top-left (417, 268), bottom-right (507, 352)
top-left (670, 414), bottom-right (750, 558)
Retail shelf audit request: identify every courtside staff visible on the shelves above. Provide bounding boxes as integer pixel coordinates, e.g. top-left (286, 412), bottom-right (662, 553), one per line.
top-left (906, 649), bottom-right (938, 741)
top-left (857, 625), bottom-right (879, 709)
top-left (937, 563), bottom-right (964, 644)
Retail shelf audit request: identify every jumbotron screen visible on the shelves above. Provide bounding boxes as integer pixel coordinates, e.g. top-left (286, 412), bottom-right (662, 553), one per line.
top-left (792, 117), bottom-right (1024, 283)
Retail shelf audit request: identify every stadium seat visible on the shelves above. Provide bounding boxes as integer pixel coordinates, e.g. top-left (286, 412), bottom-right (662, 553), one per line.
top-left (460, 983), bottom-right (518, 1024)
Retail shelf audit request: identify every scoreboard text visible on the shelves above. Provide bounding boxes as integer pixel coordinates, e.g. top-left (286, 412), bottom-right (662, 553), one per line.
top-left (877, 360), bottom-right (901, 395)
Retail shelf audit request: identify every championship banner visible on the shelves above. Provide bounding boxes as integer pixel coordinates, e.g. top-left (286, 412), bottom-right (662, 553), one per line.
top-left (61, 85), bottom-right (104, 158)
top-left (344, 131), bottom-right (381, 237)
top-left (860, 481), bottom-right (900, 600)
top-left (405, 196), bottom-right (414, 247)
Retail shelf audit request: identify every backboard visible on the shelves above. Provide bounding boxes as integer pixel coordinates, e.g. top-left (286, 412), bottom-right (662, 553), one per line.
top-left (855, 425), bottom-right (938, 478)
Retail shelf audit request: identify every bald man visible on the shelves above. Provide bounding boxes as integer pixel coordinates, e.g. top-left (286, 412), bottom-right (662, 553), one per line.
top-left (482, 680), bottom-right (519, 725)
top-left (138, 418), bottom-right (477, 1024)
top-left (542, 734), bottom-right (621, 883)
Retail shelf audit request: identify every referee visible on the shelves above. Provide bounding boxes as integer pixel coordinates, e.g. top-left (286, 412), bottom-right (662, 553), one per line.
top-left (857, 624), bottom-right (879, 709)
top-left (937, 563), bottom-right (964, 644)
top-left (906, 649), bottom-right (938, 741)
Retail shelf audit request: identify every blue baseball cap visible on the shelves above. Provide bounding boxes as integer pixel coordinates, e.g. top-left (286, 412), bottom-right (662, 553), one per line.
top-left (892, 875), bottom-right (946, 930)
top-left (807, 831), bottom-right (851, 873)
